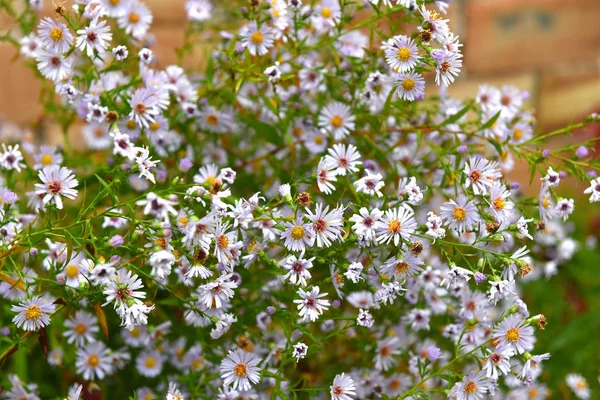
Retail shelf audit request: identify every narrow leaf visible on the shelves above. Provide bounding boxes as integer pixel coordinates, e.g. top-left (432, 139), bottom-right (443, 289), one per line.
top-left (93, 302), bottom-right (109, 340)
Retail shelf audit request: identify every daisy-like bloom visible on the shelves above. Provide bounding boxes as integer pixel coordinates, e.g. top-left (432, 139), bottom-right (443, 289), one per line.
top-left (418, 5), bottom-right (450, 41)
top-left (487, 279), bottom-right (516, 305)
top-left (136, 192), bottom-right (178, 223)
top-left (264, 62), bottom-right (282, 83)
top-left (482, 344), bottom-right (514, 380)
top-left (425, 211), bottom-right (446, 240)
top-left (516, 216), bottom-right (533, 240)
top-left (316, 158), bottom-right (338, 194)
top-left (349, 207), bottom-right (383, 244)
top-left (404, 308), bottom-right (431, 331)
top-left (219, 349), bottom-right (262, 391)
top-left (398, 176), bottom-right (424, 204)
top-left (463, 157), bottom-right (502, 195)
top-left (166, 381), bottom-right (186, 400)
top-left (488, 182), bottom-right (514, 222)
top-left (375, 206), bottom-right (417, 246)
top-left (136, 349), bottom-right (164, 378)
top-left (129, 87), bottom-right (159, 128)
top-left (281, 254), bottom-right (314, 286)
top-left (33, 145), bottom-right (63, 170)
top-left (19, 33), bottom-right (43, 59)
top-left (498, 85), bottom-right (524, 118)
top-left (75, 18), bottom-right (112, 57)
top-left (554, 198), bottom-right (574, 221)
top-left (331, 373), bottom-right (356, 400)
top-left (75, 341), bottom-right (113, 380)
top-left (318, 102), bottom-right (356, 141)
top-left (213, 221), bottom-right (243, 266)
top-left (518, 353), bottom-right (550, 383)
top-left (354, 170), bottom-right (385, 197)
top-left (357, 309), bottom-right (374, 328)
top-left (294, 286), bottom-right (330, 322)
top-left (34, 165), bottom-right (79, 210)
top-left (38, 17), bottom-right (73, 54)
top-left (292, 342), bottom-right (308, 362)
top-left (493, 314), bottom-right (535, 354)
top-left (374, 336), bottom-right (401, 371)
top-left (381, 252), bottom-right (424, 279)
top-left (112, 45), bottom-right (129, 61)
top-left (12, 296), bottom-right (56, 331)
top-left (344, 262), bottom-right (364, 283)
top-left (118, 1), bottom-right (153, 39)
top-left (394, 72), bottom-right (425, 101)
top-left (383, 35), bottom-right (420, 73)
top-left (280, 216), bottom-right (315, 252)
top-left (36, 50), bottom-right (72, 82)
top-left (186, 0), bottom-right (213, 22)
top-left (324, 143), bottom-right (362, 176)
top-left (448, 370), bottom-right (489, 400)
top-left (440, 265), bottom-right (474, 289)
top-left (64, 311), bottom-right (99, 347)
top-left (440, 195), bottom-right (480, 233)
top-left (240, 22), bottom-right (274, 56)
top-left (583, 177), bottom-right (600, 203)
top-left (110, 130), bottom-right (138, 160)
top-left (1, 144), bottom-right (26, 172)
top-left (197, 273), bottom-right (238, 310)
top-left (305, 203), bottom-right (345, 248)
top-left (103, 269), bottom-right (147, 311)
top-left (431, 48), bottom-right (462, 87)
top-left (312, 0), bottom-right (342, 33)
top-left (566, 374), bottom-right (591, 400)
top-left (135, 146), bottom-right (159, 184)
top-left (336, 30), bottom-right (368, 59)
top-left (476, 84), bottom-right (501, 111)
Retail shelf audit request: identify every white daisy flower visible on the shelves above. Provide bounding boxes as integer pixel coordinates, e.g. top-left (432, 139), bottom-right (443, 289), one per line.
top-left (331, 373), bottom-right (356, 400)
top-left (305, 203), bottom-right (345, 248)
top-left (566, 374), bottom-right (590, 400)
top-left (318, 102), bottom-right (356, 141)
top-left (448, 370), bottom-right (489, 400)
top-left (324, 143), bottom-right (362, 176)
top-left (118, 1), bottom-right (153, 39)
top-left (383, 35), bottom-right (420, 73)
top-left (38, 17), bottom-right (73, 54)
top-left (440, 195), bottom-right (479, 233)
top-left (34, 165), bottom-right (79, 210)
top-left (294, 286), bottom-right (330, 322)
top-left (12, 296), bottom-right (56, 331)
top-left (354, 170), bottom-right (385, 197)
top-left (394, 71), bottom-right (425, 102)
top-left (482, 344), bottom-right (514, 380)
top-left (136, 349), bottom-right (164, 378)
top-left (75, 18), bottom-right (112, 57)
top-left (292, 342), bottom-right (308, 362)
top-left (493, 314), bottom-right (535, 354)
top-left (583, 177), bottom-right (600, 202)
top-left (1, 144), bottom-right (26, 172)
top-left (64, 311), bottom-right (99, 347)
top-left (36, 50), bottom-right (72, 82)
top-left (375, 206), bottom-right (417, 246)
top-left (280, 216), bottom-right (315, 252)
top-left (349, 207), bottom-right (383, 244)
top-left (317, 158), bottom-right (338, 194)
top-left (75, 341), bottom-right (113, 380)
top-left (463, 157), bottom-right (502, 195)
top-left (240, 22), bottom-right (274, 56)
top-left (281, 254), bottom-right (314, 286)
top-left (219, 349), bottom-right (262, 391)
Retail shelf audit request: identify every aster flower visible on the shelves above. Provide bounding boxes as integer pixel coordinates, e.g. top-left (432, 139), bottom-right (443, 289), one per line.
top-left (129, 88), bottom-right (159, 129)
top-left (448, 370), bottom-right (489, 400)
top-left (33, 145), bottom-right (63, 170)
top-left (75, 341), bottom-right (113, 381)
top-left (281, 254), bottom-right (314, 286)
top-left (331, 373), bottom-right (356, 400)
top-left (395, 71), bottom-right (425, 101)
top-left (75, 18), bottom-right (112, 57)
top-left (240, 22), bottom-right (274, 56)
top-left (440, 195), bottom-right (479, 233)
top-left (324, 143), bottom-right (362, 176)
top-left (294, 286), bottom-right (330, 322)
top-left (375, 206), bottom-right (417, 246)
top-left (38, 17), bottom-right (73, 54)
top-left (12, 296), bottom-right (56, 331)
top-left (34, 165), bottom-right (79, 210)
top-left (566, 373), bottom-right (590, 399)
top-left (381, 252), bottom-right (424, 279)
top-left (219, 349), bottom-right (262, 391)
top-left (197, 273), bottom-right (238, 310)
top-left (493, 314), bottom-right (535, 354)
top-left (292, 342), bottom-right (308, 361)
top-left (318, 102), bottom-right (356, 141)
top-left (1, 144), bottom-right (26, 172)
top-left (112, 45), bottom-right (129, 60)
top-left (425, 211), bottom-right (446, 240)
top-left (518, 353), bottom-right (550, 384)
top-left (136, 349), bottom-right (164, 378)
top-left (64, 311), bottom-right (99, 347)
top-left (305, 203), bottom-right (345, 248)
top-left (583, 177), bottom-right (600, 203)
top-left (482, 344), bottom-right (514, 380)
top-left (354, 170), bottom-right (385, 197)
top-left (374, 336), bottom-right (401, 371)
top-left (118, 1), bottom-right (153, 39)
top-left (488, 182), bottom-right (514, 222)
top-left (432, 48), bottom-right (462, 87)
top-left (349, 207), bottom-right (383, 244)
top-left (383, 35), bottom-right (420, 73)
top-left (280, 216), bottom-right (315, 252)
top-left (463, 157), bottom-right (502, 195)
top-left (554, 198), bottom-right (574, 221)
top-left (36, 50), bottom-right (72, 82)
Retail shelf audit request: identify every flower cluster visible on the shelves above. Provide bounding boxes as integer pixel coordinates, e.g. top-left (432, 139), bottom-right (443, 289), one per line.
top-left (0, 0), bottom-right (599, 399)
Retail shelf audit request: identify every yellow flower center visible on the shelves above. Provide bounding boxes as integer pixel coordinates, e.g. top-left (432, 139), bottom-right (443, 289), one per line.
top-left (330, 115), bottom-right (343, 128)
top-left (542, 196), bottom-right (549, 209)
top-left (314, 136), bottom-right (324, 144)
top-left (206, 114), bottom-right (219, 125)
top-left (234, 363), bottom-right (248, 377)
top-left (493, 197), bottom-right (506, 211)
top-left (395, 261), bottom-right (409, 273)
top-left (388, 219), bottom-right (401, 234)
top-left (66, 264), bottom-right (79, 278)
top-left (149, 122), bottom-right (160, 131)
top-left (129, 12), bottom-right (140, 23)
top-left (402, 78), bottom-right (415, 91)
top-left (464, 381), bottom-right (477, 394)
top-left (145, 357), bottom-right (156, 368)
top-left (74, 324), bottom-right (87, 335)
top-left (49, 27), bottom-right (63, 42)
top-left (291, 226), bottom-right (305, 240)
top-left (41, 154), bottom-right (53, 165)
top-left (504, 327), bottom-right (520, 343)
top-left (250, 31), bottom-right (264, 45)
top-left (452, 207), bottom-right (466, 222)
top-left (126, 120), bottom-right (137, 130)
top-left (321, 7), bottom-right (332, 18)
top-left (25, 305), bottom-right (42, 321)
top-left (217, 234), bottom-right (230, 249)
top-left (88, 355), bottom-right (99, 367)
top-left (397, 47), bottom-right (411, 62)
top-left (192, 358), bottom-right (204, 370)
top-left (513, 129), bottom-right (523, 140)
top-left (110, 0), bottom-right (120, 5)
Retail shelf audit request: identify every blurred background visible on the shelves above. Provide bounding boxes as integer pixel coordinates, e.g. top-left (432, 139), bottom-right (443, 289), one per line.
top-left (0, 0), bottom-right (599, 397)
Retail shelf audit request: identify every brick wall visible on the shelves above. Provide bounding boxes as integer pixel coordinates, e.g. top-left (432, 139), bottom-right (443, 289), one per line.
top-left (1, 0), bottom-right (599, 132)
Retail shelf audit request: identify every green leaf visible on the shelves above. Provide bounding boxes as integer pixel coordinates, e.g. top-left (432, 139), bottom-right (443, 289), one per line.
top-left (240, 116), bottom-right (284, 147)
top-left (439, 101), bottom-right (473, 127)
top-left (479, 110), bottom-right (502, 131)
